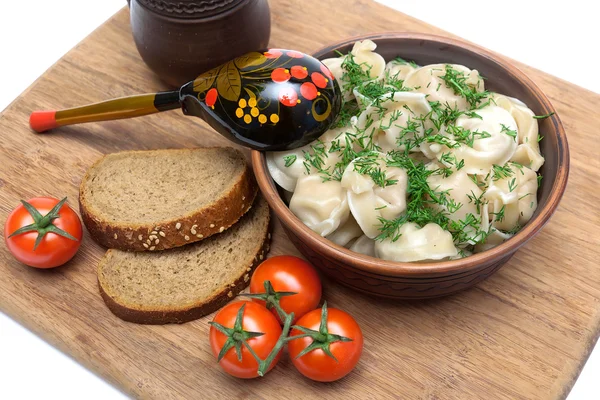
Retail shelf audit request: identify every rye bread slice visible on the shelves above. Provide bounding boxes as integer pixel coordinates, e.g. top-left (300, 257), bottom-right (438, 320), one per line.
top-left (98, 195), bottom-right (271, 324)
top-left (79, 147), bottom-right (257, 251)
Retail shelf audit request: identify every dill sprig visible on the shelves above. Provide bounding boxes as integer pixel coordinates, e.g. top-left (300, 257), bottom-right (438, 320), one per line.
top-left (466, 190), bottom-right (485, 214)
top-left (283, 154), bottom-right (296, 167)
top-left (446, 125), bottom-right (492, 148)
top-left (340, 53), bottom-right (372, 93)
top-left (469, 174), bottom-right (487, 190)
top-left (427, 101), bottom-right (465, 130)
top-left (332, 100), bottom-right (360, 128)
top-left (302, 141), bottom-right (333, 180)
top-left (352, 152), bottom-right (398, 188)
top-left (491, 164), bottom-right (513, 181)
top-left (490, 205), bottom-right (506, 222)
top-left (392, 56), bottom-right (418, 69)
top-left (440, 65), bottom-right (489, 109)
top-left (533, 112), bottom-right (555, 120)
top-left (357, 80), bottom-right (394, 100)
top-left (500, 124), bottom-right (517, 141)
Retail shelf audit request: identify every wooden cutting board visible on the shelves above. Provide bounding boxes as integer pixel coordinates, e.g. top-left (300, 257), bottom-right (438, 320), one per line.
top-left (1, 1), bottom-right (598, 399)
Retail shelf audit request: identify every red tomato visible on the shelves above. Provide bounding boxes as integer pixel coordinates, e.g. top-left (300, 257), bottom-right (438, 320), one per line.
top-left (4, 197), bottom-right (82, 269)
top-left (250, 256), bottom-right (321, 323)
top-left (209, 301), bottom-right (282, 378)
top-left (288, 306), bottom-right (363, 382)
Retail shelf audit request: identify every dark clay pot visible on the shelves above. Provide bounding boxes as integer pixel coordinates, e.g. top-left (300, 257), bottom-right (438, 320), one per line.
top-left (129, 0), bottom-right (271, 88)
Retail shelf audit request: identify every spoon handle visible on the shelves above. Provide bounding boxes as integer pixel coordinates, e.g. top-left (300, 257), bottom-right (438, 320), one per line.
top-left (29, 90), bottom-right (181, 133)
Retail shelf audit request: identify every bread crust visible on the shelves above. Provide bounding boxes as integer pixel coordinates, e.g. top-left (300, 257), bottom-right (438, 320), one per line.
top-left (79, 148), bottom-right (258, 252)
top-left (97, 206), bottom-right (272, 325)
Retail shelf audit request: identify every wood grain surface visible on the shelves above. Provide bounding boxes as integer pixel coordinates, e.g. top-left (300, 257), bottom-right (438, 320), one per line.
top-left (0, 1), bottom-right (598, 399)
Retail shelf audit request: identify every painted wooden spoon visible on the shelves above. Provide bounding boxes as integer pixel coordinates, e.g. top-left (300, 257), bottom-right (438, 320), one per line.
top-left (29, 49), bottom-right (341, 151)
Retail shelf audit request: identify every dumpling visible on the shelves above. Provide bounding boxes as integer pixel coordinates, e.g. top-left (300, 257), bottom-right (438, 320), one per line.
top-left (404, 64), bottom-right (484, 110)
top-left (355, 92), bottom-right (432, 153)
top-left (484, 163), bottom-right (538, 231)
top-left (266, 144), bottom-right (310, 192)
top-left (289, 175), bottom-right (349, 236)
top-left (374, 222), bottom-right (458, 262)
top-left (325, 216), bottom-right (363, 247)
top-left (321, 40), bottom-right (386, 101)
top-left (425, 105), bottom-right (519, 176)
top-left (341, 152), bottom-right (408, 239)
top-left (491, 94), bottom-right (544, 171)
top-left (348, 235), bottom-right (376, 257)
top-left (350, 40), bottom-right (386, 79)
top-left (266, 126), bottom-right (352, 192)
top-left (384, 58), bottom-right (418, 82)
top-left (426, 165), bottom-right (488, 245)
top-left (474, 226), bottom-right (513, 253)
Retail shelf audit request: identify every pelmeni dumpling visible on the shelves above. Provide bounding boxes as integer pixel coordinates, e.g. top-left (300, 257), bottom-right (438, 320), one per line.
top-left (341, 153), bottom-right (408, 238)
top-left (374, 223), bottom-right (459, 262)
top-left (426, 165), bottom-right (488, 245)
top-left (289, 175), bottom-right (349, 236)
top-left (484, 163), bottom-right (538, 231)
top-left (491, 93), bottom-right (545, 171)
top-left (266, 145), bottom-right (311, 192)
top-left (404, 64), bottom-right (484, 110)
top-left (426, 106), bottom-right (519, 175)
top-left (475, 226), bottom-right (513, 253)
top-left (326, 216), bottom-right (363, 247)
top-left (322, 40), bottom-right (386, 101)
top-left (384, 58), bottom-right (418, 82)
top-left (348, 235), bottom-right (376, 257)
top-left (266, 126), bottom-right (354, 192)
top-left (356, 92), bottom-right (431, 153)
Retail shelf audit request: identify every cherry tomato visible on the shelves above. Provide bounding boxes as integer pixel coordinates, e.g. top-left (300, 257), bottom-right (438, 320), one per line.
top-left (250, 256), bottom-right (321, 323)
top-left (288, 306), bottom-right (363, 382)
top-left (4, 197), bottom-right (82, 269)
top-left (209, 301), bottom-right (282, 378)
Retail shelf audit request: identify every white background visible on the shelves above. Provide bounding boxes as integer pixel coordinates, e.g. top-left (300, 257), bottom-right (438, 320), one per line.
top-left (0, 0), bottom-right (598, 399)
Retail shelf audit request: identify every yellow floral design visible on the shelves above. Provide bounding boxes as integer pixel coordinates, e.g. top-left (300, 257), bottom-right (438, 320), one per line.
top-left (235, 96), bottom-right (276, 125)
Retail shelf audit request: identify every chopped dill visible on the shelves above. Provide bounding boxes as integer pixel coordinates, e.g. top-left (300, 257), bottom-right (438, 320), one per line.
top-left (533, 112), bottom-right (555, 120)
top-left (500, 124), bottom-right (518, 141)
top-left (490, 205), bottom-right (506, 222)
top-left (466, 190), bottom-right (486, 214)
top-left (469, 174), bottom-right (487, 189)
top-left (332, 100), bottom-right (360, 128)
top-left (392, 56), bottom-right (418, 69)
top-left (283, 154), bottom-right (297, 167)
top-left (491, 164), bottom-right (513, 181)
top-left (340, 53), bottom-right (372, 93)
top-left (353, 152), bottom-right (398, 188)
top-left (440, 65), bottom-right (489, 109)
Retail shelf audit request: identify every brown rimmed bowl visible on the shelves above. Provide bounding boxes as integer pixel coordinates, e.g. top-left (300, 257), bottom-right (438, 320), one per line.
top-left (251, 33), bottom-right (570, 299)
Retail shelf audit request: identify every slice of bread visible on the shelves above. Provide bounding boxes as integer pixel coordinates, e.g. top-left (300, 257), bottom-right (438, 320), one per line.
top-left (79, 147), bottom-right (257, 251)
top-left (98, 195), bottom-right (271, 324)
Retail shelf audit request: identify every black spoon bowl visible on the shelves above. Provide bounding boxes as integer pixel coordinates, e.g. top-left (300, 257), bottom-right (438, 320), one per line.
top-left (29, 49), bottom-right (342, 151)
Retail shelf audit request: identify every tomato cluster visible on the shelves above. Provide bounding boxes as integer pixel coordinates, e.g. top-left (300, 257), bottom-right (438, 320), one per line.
top-left (209, 256), bottom-right (363, 382)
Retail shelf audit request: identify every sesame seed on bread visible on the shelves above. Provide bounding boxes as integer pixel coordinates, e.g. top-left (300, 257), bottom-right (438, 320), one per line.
top-left (97, 194), bottom-right (271, 324)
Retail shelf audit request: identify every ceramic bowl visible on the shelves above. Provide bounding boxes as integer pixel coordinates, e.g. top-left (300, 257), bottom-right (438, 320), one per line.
top-left (251, 33), bottom-right (569, 299)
